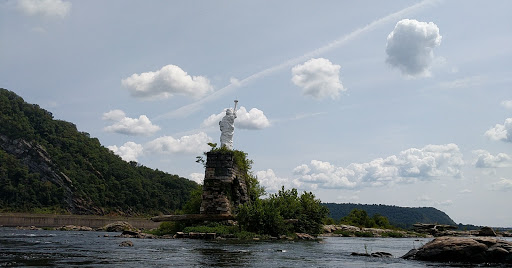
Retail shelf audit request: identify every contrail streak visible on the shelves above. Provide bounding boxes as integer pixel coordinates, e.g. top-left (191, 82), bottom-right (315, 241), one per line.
top-left (155, 0), bottom-right (438, 120)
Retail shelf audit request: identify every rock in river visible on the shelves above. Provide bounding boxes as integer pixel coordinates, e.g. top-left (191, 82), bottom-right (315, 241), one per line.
top-left (402, 236), bottom-right (512, 264)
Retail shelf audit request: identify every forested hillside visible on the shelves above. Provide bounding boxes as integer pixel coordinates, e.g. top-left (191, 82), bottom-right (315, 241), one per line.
top-left (323, 203), bottom-right (456, 229)
top-left (0, 88), bottom-right (198, 215)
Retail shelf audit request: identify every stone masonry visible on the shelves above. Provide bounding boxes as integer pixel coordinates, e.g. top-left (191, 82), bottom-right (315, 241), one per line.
top-left (200, 151), bottom-right (249, 215)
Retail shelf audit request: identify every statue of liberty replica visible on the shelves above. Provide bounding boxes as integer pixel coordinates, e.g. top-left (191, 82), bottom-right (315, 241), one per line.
top-left (219, 100), bottom-right (238, 149)
top-left (200, 99), bottom-right (248, 216)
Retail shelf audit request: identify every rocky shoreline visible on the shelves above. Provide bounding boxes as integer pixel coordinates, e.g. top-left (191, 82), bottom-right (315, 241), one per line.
top-left (322, 224), bottom-right (512, 238)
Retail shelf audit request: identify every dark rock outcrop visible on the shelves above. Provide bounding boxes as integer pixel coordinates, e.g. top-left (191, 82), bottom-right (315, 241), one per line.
top-left (402, 236), bottom-right (512, 264)
top-left (119, 240), bottom-right (134, 247)
top-left (119, 230), bottom-right (156, 239)
top-left (351, 252), bottom-right (393, 258)
top-left (478, 226), bottom-right (497, 237)
top-left (412, 223), bottom-right (457, 236)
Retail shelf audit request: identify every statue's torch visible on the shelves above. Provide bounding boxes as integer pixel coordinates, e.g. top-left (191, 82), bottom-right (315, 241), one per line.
top-left (233, 100), bottom-right (238, 114)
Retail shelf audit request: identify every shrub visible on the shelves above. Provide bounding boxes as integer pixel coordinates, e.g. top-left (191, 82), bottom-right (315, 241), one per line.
top-left (236, 187), bottom-right (328, 236)
top-left (354, 231), bottom-right (374, 237)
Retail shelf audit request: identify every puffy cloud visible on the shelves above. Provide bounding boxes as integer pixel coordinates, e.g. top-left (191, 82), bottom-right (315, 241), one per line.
top-left (235, 107), bottom-right (271, 129)
top-left (485, 118), bottom-right (512, 143)
top-left (202, 106), bottom-right (270, 130)
top-left (473, 150), bottom-right (512, 168)
top-left (17, 0), bottom-right (71, 18)
top-left (291, 58), bottom-right (345, 100)
top-left (189, 173), bottom-right (204, 184)
top-left (255, 169), bottom-right (304, 194)
top-left (108, 142), bottom-right (143, 162)
top-left (145, 132), bottom-right (212, 154)
top-left (103, 109), bottom-right (160, 136)
top-left (501, 100), bottom-right (512, 109)
top-left (386, 19), bottom-right (442, 77)
top-left (294, 144), bottom-right (464, 189)
top-left (491, 178), bottom-right (512, 191)
top-left (122, 65), bottom-right (213, 100)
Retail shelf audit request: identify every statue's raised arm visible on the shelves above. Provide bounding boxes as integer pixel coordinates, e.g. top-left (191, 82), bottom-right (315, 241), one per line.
top-left (219, 100), bottom-right (238, 150)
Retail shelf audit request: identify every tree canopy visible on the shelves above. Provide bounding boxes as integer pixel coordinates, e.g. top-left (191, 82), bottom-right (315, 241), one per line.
top-left (0, 88), bottom-right (198, 215)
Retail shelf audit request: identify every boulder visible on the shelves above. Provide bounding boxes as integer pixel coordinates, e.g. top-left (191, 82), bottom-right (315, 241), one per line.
top-left (478, 226), bottom-right (497, 237)
top-left (101, 221), bottom-right (137, 232)
top-left (58, 225), bottom-right (93, 231)
top-left (119, 240), bottom-right (134, 247)
top-left (402, 236), bottom-right (512, 264)
top-left (295, 233), bottom-right (316, 240)
top-left (351, 251), bottom-right (393, 258)
top-left (118, 230), bottom-right (156, 239)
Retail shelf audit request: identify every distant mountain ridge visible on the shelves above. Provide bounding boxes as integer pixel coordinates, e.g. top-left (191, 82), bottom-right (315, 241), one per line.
top-left (323, 202), bottom-right (456, 229)
top-left (0, 88), bottom-right (198, 215)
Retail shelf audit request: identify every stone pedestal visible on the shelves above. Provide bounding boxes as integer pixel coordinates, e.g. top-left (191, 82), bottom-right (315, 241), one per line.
top-left (200, 151), bottom-right (249, 215)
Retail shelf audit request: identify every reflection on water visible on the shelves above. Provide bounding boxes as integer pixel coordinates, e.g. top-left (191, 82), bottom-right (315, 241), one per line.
top-left (1, 228), bottom-right (510, 267)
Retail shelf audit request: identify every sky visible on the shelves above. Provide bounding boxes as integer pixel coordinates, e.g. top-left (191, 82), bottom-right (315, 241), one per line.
top-left (1, 0), bottom-right (512, 227)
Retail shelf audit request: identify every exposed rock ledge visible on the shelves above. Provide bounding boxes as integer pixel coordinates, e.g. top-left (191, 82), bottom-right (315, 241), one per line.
top-left (402, 236), bottom-right (512, 264)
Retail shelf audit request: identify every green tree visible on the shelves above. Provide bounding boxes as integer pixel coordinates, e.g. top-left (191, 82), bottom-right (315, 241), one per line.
top-left (340, 208), bottom-right (375, 228)
top-left (236, 187), bottom-right (328, 236)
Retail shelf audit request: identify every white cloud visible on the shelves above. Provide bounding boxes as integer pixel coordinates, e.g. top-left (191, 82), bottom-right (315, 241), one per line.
top-left (438, 76), bottom-right (485, 89)
top-left (417, 195), bottom-right (452, 206)
top-left (437, 200), bottom-right (453, 206)
top-left (255, 169), bottom-right (305, 194)
top-left (473, 150), bottom-right (512, 168)
top-left (485, 118), bottom-right (512, 143)
top-left (17, 0), bottom-right (71, 18)
top-left (501, 100), bottom-right (512, 109)
top-left (256, 169), bottom-right (289, 193)
top-left (291, 58), bottom-right (345, 100)
top-left (491, 178), bottom-right (512, 191)
top-left (386, 19), bottom-right (442, 77)
top-left (121, 65), bottom-right (213, 100)
top-left (235, 107), bottom-right (271, 129)
top-left (189, 173), bottom-right (204, 184)
top-left (145, 132), bottom-right (212, 154)
top-left (336, 192), bottom-right (360, 202)
top-left (108, 142), bottom-right (143, 162)
top-left (459, 189), bottom-right (472, 194)
top-left (416, 195), bottom-right (432, 202)
top-left (202, 106), bottom-right (270, 130)
top-left (103, 109), bottom-right (160, 136)
top-left (294, 144), bottom-right (464, 189)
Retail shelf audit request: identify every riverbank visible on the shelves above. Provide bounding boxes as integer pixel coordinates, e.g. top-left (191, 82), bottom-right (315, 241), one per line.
top-left (0, 213), bottom-right (160, 230)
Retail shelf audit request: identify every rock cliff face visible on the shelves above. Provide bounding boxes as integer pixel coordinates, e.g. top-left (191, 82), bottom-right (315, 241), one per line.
top-left (0, 134), bottom-right (97, 214)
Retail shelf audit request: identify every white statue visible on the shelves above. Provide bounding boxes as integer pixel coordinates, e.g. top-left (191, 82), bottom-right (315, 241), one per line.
top-left (219, 100), bottom-right (238, 149)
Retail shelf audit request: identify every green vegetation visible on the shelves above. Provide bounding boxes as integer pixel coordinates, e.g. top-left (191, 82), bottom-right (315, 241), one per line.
top-left (0, 149), bottom-right (66, 212)
top-left (0, 88), bottom-right (198, 215)
top-left (147, 222), bottom-right (185, 236)
top-left (339, 209), bottom-right (392, 229)
top-left (323, 203), bottom-right (456, 229)
top-left (236, 187), bottom-right (328, 236)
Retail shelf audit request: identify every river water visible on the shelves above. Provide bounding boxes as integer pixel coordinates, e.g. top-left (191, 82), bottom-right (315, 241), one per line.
top-left (1, 228), bottom-right (510, 267)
